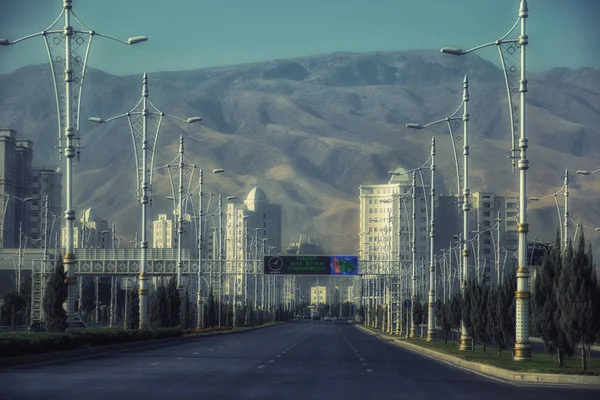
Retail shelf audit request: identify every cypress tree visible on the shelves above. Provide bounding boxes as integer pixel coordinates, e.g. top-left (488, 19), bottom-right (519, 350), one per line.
top-left (413, 298), bottom-right (423, 336)
top-left (126, 283), bottom-right (139, 329)
top-left (497, 270), bottom-right (516, 356)
top-left (486, 288), bottom-right (502, 356)
top-left (461, 280), bottom-right (475, 349)
top-left (43, 257), bottom-right (68, 332)
top-left (449, 292), bottom-right (462, 345)
top-left (439, 301), bottom-right (452, 343)
top-left (471, 280), bottom-right (488, 352)
top-left (165, 277), bottom-right (181, 327)
top-left (558, 233), bottom-right (599, 370)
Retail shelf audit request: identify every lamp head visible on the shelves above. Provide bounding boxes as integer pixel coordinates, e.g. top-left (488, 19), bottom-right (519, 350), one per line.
top-left (405, 123), bottom-right (423, 129)
top-left (187, 117), bottom-right (202, 123)
top-left (440, 47), bottom-right (465, 56)
top-left (0, 38), bottom-right (10, 46)
top-left (212, 169), bottom-right (225, 174)
top-left (127, 36), bottom-right (148, 45)
top-left (88, 117), bottom-right (105, 123)
top-left (576, 170), bottom-right (590, 175)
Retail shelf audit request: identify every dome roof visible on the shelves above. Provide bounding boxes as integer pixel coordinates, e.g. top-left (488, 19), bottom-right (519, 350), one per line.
top-left (82, 207), bottom-right (97, 222)
top-left (246, 186), bottom-right (268, 203)
top-left (388, 167), bottom-right (410, 183)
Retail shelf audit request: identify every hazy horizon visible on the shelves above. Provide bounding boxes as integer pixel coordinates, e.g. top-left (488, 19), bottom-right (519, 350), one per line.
top-left (1, 0), bottom-right (599, 76)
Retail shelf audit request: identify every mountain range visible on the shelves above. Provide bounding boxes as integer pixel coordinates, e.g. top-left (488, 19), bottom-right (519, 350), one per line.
top-left (1, 49), bottom-right (599, 255)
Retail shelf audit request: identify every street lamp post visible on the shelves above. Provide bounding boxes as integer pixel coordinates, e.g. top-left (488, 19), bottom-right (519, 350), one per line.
top-left (406, 77), bottom-right (470, 348)
top-left (410, 171), bottom-right (417, 338)
top-left (89, 74), bottom-right (201, 330)
top-left (0, 0), bottom-right (147, 327)
top-left (196, 168), bottom-right (225, 329)
top-left (441, 0), bottom-right (530, 361)
top-left (426, 137), bottom-right (436, 341)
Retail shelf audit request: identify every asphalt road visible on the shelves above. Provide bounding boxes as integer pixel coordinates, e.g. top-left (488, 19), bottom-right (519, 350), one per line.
top-left (0, 320), bottom-right (598, 400)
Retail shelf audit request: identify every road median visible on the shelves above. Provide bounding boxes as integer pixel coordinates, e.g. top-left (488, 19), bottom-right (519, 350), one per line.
top-left (354, 323), bottom-right (600, 387)
top-left (0, 322), bottom-right (284, 369)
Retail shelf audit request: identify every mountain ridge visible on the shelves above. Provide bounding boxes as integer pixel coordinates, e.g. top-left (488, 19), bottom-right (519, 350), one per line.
top-left (1, 49), bottom-right (599, 254)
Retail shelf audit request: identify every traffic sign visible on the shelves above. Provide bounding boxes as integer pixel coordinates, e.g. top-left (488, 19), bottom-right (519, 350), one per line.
top-left (404, 300), bottom-right (412, 309)
top-left (263, 255), bottom-right (358, 275)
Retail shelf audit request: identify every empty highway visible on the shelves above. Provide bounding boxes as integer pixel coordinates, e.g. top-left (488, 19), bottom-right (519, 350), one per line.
top-left (0, 320), bottom-right (598, 400)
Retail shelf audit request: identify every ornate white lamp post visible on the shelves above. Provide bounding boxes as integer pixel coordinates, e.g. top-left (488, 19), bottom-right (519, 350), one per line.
top-left (0, 0), bottom-right (147, 326)
top-left (89, 73), bottom-right (201, 329)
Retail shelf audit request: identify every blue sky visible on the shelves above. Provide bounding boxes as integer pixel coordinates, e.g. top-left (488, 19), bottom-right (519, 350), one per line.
top-left (0, 0), bottom-right (598, 75)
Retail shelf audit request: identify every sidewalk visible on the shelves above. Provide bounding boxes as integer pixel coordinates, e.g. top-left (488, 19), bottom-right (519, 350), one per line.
top-left (0, 322), bottom-right (283, 369)
top-left (355, 324), bottom-right (600, 387)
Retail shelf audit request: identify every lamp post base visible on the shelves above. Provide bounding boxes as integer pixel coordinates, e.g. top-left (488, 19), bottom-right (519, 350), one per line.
top-left (459, 335), bottom-right (472, 351)
top-left (409, 327), bottom-right (418, 339)
top-left (514, 342), bottom-right (532, 360)
top-left (426, 330), bottom-right (437, 341)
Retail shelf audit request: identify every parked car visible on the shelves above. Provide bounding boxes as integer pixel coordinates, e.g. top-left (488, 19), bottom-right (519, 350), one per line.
top-left (27, 322), bottom-right (47, 333)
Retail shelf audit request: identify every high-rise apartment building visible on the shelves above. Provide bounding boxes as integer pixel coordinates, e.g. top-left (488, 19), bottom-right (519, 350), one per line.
top-left (1, 129), bottom-right (60, 250)
top-left (310, 286), bottom-right (327, 305)
top-left (1, 129), bottom-right (33, 248)
top-left (469, 192), bottom-right (519, 286)
top-left (359, 168), bottom-right (430, 270)
top-left (62, 207), bottom-right (113, 249)
top-left (225, 186), bottom-right (282, 302)
top-left (152, 213), bottom-right (195, 251)
top-left (28, 167), bottom-right (62, 249)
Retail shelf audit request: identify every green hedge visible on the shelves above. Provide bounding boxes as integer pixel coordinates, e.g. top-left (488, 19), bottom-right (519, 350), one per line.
top-left (0, 328), bottom-right (183, 358)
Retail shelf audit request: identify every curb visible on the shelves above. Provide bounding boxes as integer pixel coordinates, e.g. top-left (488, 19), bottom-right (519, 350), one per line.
top-left (354, 324), bottom-right (600, 387)
top-left (0, 322), bottom-right (283, 369)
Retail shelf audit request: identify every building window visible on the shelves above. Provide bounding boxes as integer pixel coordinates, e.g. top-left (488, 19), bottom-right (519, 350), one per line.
top-left (484, 221), bottom-right (491, 227)
top-left (42, 178), bottom-right (49, 184)
top-left (483, 248), bottom-right (491, 254)
top-left (483, 202), bottom-right (491, 208)
top-left (507, 221), bottom-right (517, 226)
top-left (507, 203), bottom-right (517, 209)
top-left (484, 239), bottom-right (491, 245)
top-left (483, 212), bottom-right (491, 217)
top-left (369, 199), bottom-right (373, 204)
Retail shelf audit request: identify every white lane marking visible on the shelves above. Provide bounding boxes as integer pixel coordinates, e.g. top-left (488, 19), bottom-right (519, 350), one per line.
top-left (363, 363), bottom-right (368, 366)
top-left (276, 355), bottom-right (281, 358)
top-left (209, 349), bottom-right (214, 351)
top-left (367, 369), bottom-right (373, 373)
top-left (359, 358), bottom-right (364, 361)
top-left (193, 352), bottom-right (199, 355)
top-left (150, 362), bottom-right (161, 366)
top-left (269, 360), bottom-right (275, 363)
top-left (219, 345), bottom-right (224, 348)
top-left (177, 357), bottom-right (183, 360)
top-left (258, 365), bottom-right (265, 369)
top-left (282, 351), bottom-right (286, 353)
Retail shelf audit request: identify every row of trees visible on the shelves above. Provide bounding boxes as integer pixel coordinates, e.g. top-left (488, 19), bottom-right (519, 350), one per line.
top-left (532, 232), bottom-right (600, 369)
top-left (437, 273), bottom-right (517, 356)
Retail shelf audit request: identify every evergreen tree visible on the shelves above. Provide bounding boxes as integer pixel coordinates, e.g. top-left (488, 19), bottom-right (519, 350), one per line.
top-left (460, 280), bottom-right (475, 349)
top-left (206, 288), bottom-right (216, 327)
top-left (150, 284), bottom-right (168, 328)
top-left (558, 233), bottom-right (599, 370)
top-left (439, 301), bottom-right (452, 343)
top-left (126, 283), bottom-right (139, 329)
top-left (1, 290), bottom-right (26, 329)
top-left (42, 257), bottom-right (68, 332)
top-left (165, 277), bottom-right (181, 327)
top-left (449, 292), bottom-right (462, 344)
top-left (412, 298), bottom-right (423, 335)
top-left (497, 270), bottom-right (516, 356)
top-left (471, 280), bottom-right (488, 352)
top-left (486, 288), bottom-right (502, 356)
